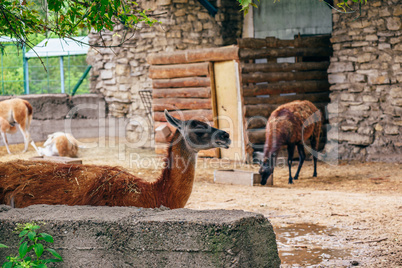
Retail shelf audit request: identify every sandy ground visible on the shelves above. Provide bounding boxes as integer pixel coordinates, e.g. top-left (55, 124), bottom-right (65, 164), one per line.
top-left (1, 138), bottom-right (401, 268)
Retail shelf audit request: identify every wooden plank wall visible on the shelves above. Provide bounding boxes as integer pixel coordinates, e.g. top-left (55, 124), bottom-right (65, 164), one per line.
top-left (148, 46), bottom-right (239, 157)
top-left (238, 35), bottom-right (332, 155)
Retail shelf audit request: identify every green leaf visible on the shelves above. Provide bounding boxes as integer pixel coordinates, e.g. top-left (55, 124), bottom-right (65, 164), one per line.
top-left (2, 262), bottom-right (13, 268)
top-left (19, 242), bottom-right (28, 258)
top-left (31, 225), bottom-right (40, 231)
top-left (39, 233), bottom-right (53, 243)
top-left (34, 244), bottom-right (44, 258)
top-left (45, 248), bottom-right (62, 261)
top-left (19, 230), bottom-right (28, 237)
top-left (35, 264), bottom-right (47, 268)
top-left (28, 231), bottom-right (37, 241)
top-left (0, 243), bottom-right (8, 248)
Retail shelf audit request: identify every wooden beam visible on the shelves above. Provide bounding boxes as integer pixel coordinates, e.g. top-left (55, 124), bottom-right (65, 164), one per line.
top-left (152, 77), bottom-right (211, 88)
top-left (243, 92), bottom-right (330, 105)
top-left (152, 87), bottom-right (211, 98)
top-left (245, 104), bottom-right (278, 118)
top-left (237, 35), bottom-right (331, 49)
top-left (153, 109), bottom-right (213, 122)
top-left (153, 98), bottom-right (212, 111)
top-left (148, 46), bottom-right (239, 65)
top-left (242, 71), bottom-right (328, 84)
top-left (243, 80), bottom-right (330, 97)
top-left (242, 61), bottom-right (330, 73)
top-left (149, 62), bottom-right (210, 79)
top-left (239, 47), bottom-right (332, 60)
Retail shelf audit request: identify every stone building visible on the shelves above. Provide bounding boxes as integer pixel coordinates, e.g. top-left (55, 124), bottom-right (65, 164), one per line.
top-left (87, 0), bottom-right (243, 145)
top-left (327, 1), bottom-right (401, 161)
top-left (87, 0), bottom-right (401, 162)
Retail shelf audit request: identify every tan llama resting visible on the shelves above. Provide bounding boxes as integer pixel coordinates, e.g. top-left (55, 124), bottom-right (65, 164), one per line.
top-left (259, 100), bottom-right (322, 185)
top-left (0, 98), bottom-right (39, 154)
top-left (0, 110), bottom-right (231, 209)
top-left (38, 132), bottom-right (82, 158)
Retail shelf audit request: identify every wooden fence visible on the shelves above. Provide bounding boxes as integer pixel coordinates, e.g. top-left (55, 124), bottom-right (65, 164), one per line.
top-left (148, 35), bottom-right (332, 159)
top-left (148, 46), bottom-right (239, 157)
top-left (238, 35), bottom-right (332, 153)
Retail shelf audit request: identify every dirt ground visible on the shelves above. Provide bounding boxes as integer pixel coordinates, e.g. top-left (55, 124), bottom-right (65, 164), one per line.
top-left (1, 139), bottom-right (401, 268)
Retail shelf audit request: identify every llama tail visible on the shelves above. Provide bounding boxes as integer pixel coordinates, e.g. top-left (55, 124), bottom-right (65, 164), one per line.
top-left (22, 100), bottom-right (33, 129)
top-left (23, 100), bottom-right (33, 116)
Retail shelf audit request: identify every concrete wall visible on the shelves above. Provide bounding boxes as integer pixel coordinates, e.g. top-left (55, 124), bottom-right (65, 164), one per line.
top-left (0, 205), bottom-right (280, 267)
top-left (327, 0), bottom-right (402, 162)
top-left (87, 0), bottom-right (243, 146)
top-left (0, 94), bottom-right (126, 144)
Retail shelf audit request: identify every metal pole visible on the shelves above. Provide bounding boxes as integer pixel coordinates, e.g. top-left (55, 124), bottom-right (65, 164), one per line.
top-left (1, 49), bottom-right (4, 95)
top-left (60, 56), bottom-right (64, 93)
top-left (71, 65), bottom-right (92, 96)
top-left (23, 45), bottom-right (29, 94)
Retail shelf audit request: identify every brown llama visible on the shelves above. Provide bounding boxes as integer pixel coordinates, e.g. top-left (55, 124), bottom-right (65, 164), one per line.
top-left (0, 98), bottom-right (39, 154)
top-left (0, 110), bottom-right (231, 209)
top-left (259, 100), bottom-right (322, 185)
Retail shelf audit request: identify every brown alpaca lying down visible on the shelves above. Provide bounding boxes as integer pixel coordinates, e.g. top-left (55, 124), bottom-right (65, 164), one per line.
top-left (0, 110), bottom-right (231, 209)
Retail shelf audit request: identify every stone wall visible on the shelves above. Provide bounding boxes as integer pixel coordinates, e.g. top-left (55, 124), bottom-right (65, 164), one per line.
top-left (327, 0), bottom-right (401, 162)
top-left (0, 94), bottom-right (126, 145)
top-left (87, 0), bottom-right (243, 147)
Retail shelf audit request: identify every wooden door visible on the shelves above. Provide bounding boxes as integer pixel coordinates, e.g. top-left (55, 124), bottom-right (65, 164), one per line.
top-left (213, 60), bottom-right (245, 161)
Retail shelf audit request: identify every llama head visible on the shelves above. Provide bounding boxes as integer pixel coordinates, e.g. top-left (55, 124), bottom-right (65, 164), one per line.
top-left (164, 110), bottom-right (231, 152)
top-left (259, 153), bottom-right (275, 185)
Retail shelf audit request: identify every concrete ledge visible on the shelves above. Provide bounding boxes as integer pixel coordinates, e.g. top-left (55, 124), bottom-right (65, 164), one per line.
top-left (0, 205), bottom-right (280, 267)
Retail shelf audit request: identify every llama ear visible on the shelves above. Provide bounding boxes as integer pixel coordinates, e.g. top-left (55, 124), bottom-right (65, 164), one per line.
top-left (164, 110), bottom-right (183, 130)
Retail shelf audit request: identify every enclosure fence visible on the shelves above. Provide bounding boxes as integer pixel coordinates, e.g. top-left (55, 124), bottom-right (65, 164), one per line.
top-left (0, 42), bottom-right (90, 96)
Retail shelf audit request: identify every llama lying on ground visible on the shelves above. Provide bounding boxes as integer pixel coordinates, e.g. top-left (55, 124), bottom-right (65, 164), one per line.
top-left (0, 110), bottom-right (231, 209)
top-left (38, 132), bottom-right (82, 158)
top-left (259, 100), bottom-right (322, 185)
top-left (0, 98), bottom-right (39, 154)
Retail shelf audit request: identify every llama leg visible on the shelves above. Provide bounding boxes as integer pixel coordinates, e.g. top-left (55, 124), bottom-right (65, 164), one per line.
top-left (287, 144), bottom-right (295, 184)
top-left (18, 124), bottom-right (29, 153)
top-left (1, 132), bottom-right (12, 154)
top-left (30, 140), bottom-right (40, 154)
top-left (293, 144), bottom-right (306, 181)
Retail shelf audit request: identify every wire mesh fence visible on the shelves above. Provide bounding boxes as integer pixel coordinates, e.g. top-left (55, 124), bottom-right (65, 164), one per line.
top-left (0, 43), bottom-right (90, 96)
top-left (28, 54), bottom-right (90, 95)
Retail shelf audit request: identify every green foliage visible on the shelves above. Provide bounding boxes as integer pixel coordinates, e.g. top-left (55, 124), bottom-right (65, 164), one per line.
top-left (0, 39), bottom-right (90, 96)
top-left (0, 0), bottom-right (160, 50)
top-left (0, 44), bottom-right (24, 96)
top-left (337, 0), bottom-right (367, 12)
top-left (0, 222), bottom-right (63, 268)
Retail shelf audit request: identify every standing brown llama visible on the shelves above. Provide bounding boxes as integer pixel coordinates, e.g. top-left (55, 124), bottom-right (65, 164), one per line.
top-left (259, 100), bottom-right (322, 185)
top-left (0, 98), bottom-right (39, 154)
top-left (0, 110), bottom-right (231, 209)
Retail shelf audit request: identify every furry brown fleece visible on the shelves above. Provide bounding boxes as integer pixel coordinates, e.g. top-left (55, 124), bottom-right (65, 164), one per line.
top-left (0, 130), bottom-right (197, 209)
